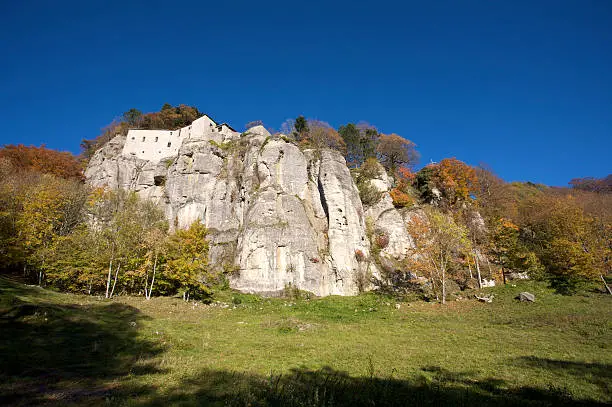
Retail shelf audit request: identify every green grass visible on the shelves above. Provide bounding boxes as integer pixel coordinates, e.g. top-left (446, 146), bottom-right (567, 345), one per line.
top-left (0, 277), bottom-right (610, 406)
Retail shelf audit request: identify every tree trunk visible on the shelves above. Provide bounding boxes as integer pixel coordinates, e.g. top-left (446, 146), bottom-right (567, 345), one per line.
top-left (105, 259), bottom-right (113, 299)
top-left (144, 273), bottom-right (149, 298)
top-left (441, 256), bottom-right (446, 305)
top-left (467, 258), bottom-right (473, 279)
top-left (110, 263), bottom-right (120, 299)
top-left (474, 250), bottom-right (482, 289)
top-left (486, 256), bottom-right (493, 278)
top-left (147, 254), bottom-right (158, 300)
top-left (601, 275), bottom-right (612, 295)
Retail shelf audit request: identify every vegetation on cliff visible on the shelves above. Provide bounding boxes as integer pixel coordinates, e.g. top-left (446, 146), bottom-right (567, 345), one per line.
top-left (0, 108), bottom-right (610, 300)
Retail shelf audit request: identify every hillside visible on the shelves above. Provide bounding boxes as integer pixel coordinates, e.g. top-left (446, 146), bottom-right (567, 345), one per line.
top-left (1, 277), bottom-right (610, 406)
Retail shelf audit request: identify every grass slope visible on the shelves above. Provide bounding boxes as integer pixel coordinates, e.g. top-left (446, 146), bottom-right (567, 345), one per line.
top-left (0, 277), bottom-right (610, 406)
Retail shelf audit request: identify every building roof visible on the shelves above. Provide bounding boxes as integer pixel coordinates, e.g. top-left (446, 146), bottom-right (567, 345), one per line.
top-left (195, 114), bottom-right (217, 126)
top-left (216, 122), bottom-right (237, 132)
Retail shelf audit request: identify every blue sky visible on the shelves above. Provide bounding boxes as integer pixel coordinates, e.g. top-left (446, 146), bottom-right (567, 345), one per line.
top-left (1, 0), bottom-right (610, 186)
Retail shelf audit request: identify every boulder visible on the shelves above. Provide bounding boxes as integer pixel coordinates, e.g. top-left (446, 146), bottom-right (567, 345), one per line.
top-left (517, 292), bottom-right (535, 302)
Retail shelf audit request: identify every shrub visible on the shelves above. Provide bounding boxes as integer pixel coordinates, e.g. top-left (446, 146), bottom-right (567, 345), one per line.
top-left (375, 233), bottom-right (390, 249)
top-left (358, 181), bottom-right (383, 206)
top-left (390, 188), bottom-right (413, 208)
top-left (358, 158), bottom-right (382, 182)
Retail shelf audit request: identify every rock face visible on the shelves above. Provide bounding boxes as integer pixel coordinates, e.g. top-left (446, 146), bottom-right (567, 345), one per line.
top-left (85, 118), bottom-right (373, 296)
top-left (363, 162), bottom-right (417, 262)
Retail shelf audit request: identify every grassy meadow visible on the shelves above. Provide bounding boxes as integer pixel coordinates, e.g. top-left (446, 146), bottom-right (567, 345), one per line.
top-left (0, 276), bottom-right (610, 406)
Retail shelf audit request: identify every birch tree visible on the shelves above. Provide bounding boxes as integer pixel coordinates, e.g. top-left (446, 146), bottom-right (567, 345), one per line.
top-left (406, 207), bottom-right (471, 304)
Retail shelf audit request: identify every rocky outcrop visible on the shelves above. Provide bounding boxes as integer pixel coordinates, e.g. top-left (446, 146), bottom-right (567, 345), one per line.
top-left (363, 162), bottom-right (416, 262)
top-left (85, 125), bottom-right (373, 296)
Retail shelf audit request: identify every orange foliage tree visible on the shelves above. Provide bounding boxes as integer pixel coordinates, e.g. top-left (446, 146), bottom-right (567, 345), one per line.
top-left (434, 158), bottom-right (478, 204)
top-left (416, 158), bottom-right (478, 208)
top-left (0, 144), bottom-right (83, 180)
top-left (376, 133), bottom-right (419, 171)
top-left (390, 167), bottom-right (415, 208)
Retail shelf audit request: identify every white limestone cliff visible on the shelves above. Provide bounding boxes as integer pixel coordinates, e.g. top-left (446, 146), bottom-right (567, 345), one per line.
top-left (85, 118), bottom-right (375, 296)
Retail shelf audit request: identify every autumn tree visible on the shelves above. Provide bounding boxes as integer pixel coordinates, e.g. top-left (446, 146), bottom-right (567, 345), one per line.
top-left (569, 175), bottom-right (612, 193)
top-left (301, 120), bottom-right (346, 153)
top-left (490, 218), bottom-right (544, 283)
top-left (12, 174), bottom-right (89, 284)
top-left (518, 195), bottom-right (609, 293)
top-left (406, 207), bottom-right (471, 304)
top-left (416, 158), bottom-right (478, 209)
top-left (376, 134), bottom-right (419, 172)
top-left (473, 164), bottom-right (516, 221)
top-left (389, 167), bottom-right (416, 208)
top-left (86, 189), bottom-right (167, 298)
top-left (0, 144), bottom-right (83, 180)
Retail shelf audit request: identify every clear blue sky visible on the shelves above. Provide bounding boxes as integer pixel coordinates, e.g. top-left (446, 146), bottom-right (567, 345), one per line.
top-left (1, 1), bottom-right (610, 186)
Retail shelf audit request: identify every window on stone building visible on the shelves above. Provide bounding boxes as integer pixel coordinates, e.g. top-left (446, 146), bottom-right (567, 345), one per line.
top-left (142, 137), bottom-right (146, 142)
top-left (131, 137), bottom-right (135, 140)
top-left (167, 142), bottom-right (171, 147)
top-left (155, 137), bottom-right (159, 142)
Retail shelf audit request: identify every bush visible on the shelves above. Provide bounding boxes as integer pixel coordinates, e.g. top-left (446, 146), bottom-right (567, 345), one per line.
top-left (358, 181), bottom-right (383, 206)
top-left (358, 158), bottom-right (382, 182)
top-left (390, 188), bottom-right (413, 208)
top-left (375, 233), bottom-right (390, 249)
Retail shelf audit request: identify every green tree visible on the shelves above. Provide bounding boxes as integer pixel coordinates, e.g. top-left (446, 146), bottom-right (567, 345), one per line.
top-left (86, 189), bottom-right (167, 298)
top-left (339, 123), bottom-right (379, 168)
top-left (490, 218), bottom-right (544, 284)
top-left (294, 116), bottom-right (309, 141)
top-left (123, 108), bottom-right (143, 127)
top-left (163, 222), bottom-right (211, 301)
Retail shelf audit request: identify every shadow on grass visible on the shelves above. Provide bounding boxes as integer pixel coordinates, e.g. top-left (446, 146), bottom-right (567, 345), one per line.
top-left (514, 356), bottom-right (611, 397)
top-left (136, 365), bottom-right (607, 407)
top-left (1, 278), bottom-right (609, 406)
top-left (0, 278), bottom-right (165, 406)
